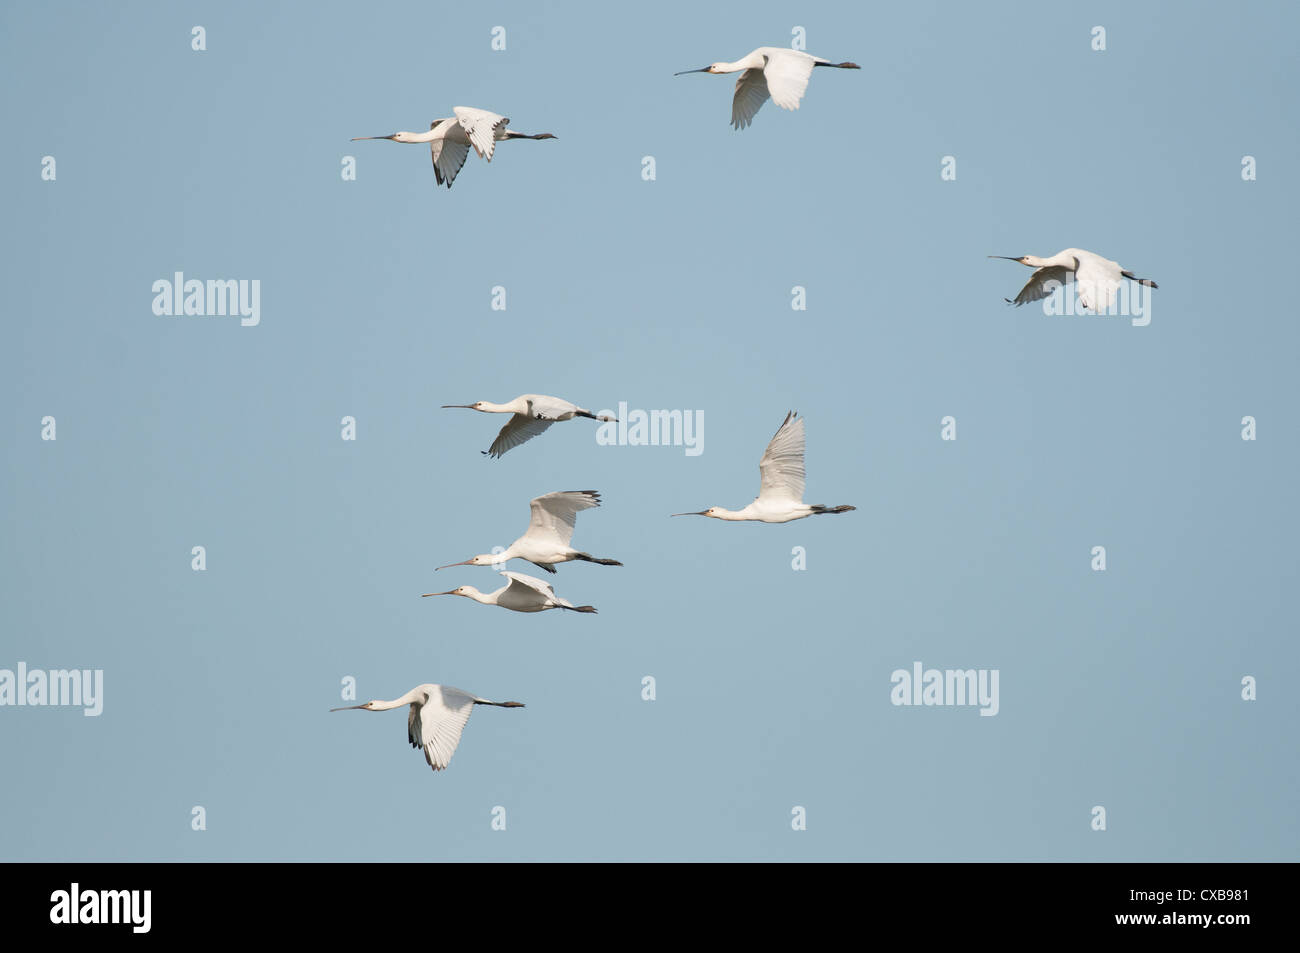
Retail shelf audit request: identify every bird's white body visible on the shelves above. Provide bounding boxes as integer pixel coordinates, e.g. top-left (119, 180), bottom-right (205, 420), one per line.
top-left (676, 47), bottom-right (860, 129)
top-left (673, 411), bottom-right (856, 523)
top-left (442, 394), bottom-right (617, 458)
top-left (351, 106), bottom-right (555, 188)
top-left (330, 683), bottom-right (523, 772)
top-left (437, 490), bottom-right (623, 574)
top-left (424, 571), bottom-right (598, 614)
top-left (992, 248), bottom-right (1158, 311)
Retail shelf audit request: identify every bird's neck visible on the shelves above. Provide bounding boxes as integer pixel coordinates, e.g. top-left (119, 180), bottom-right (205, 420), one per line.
top-left (1031, 252), bottom-right (1077, 269)
top-left (481, 399), bottom-right (524, 415)
top-left (717, 54), bottom-right (760, 73)
top-left (401, 129), bottom-right (440, 143)
top-left (712, 508), bottom-right (747, 521)
top-left (374, 688), bottom-right (424, 711)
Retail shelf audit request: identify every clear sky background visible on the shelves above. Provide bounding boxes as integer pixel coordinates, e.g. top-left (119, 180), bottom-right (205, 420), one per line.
top-left (2, 1), bottom-right (1297, 861)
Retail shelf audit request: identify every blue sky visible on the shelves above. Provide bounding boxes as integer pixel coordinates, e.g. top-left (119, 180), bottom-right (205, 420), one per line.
top-left (2, 0), bottom-right (1297, 860)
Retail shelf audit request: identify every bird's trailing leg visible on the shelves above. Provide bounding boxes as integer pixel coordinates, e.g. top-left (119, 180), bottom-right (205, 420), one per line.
top-left (1121, 270), bottom-right (1158, 288)
top-left (815, 61), bottom-right (861, 69)
top-left (559, 605), bottom-right (599, 614)
top-left (474, 700), bottom-right (526, 708)
top-left (811, 504), bottom-right (856, 514)
top-left (574, 410), bottom-right (618, 422)
top-left (571, 552), bottom-right (623, 566)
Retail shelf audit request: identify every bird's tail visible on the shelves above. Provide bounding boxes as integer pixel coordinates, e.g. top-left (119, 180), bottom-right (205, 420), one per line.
top-left (572, 552), bottom-right (623, 567)
top-left (811, 504), bottom-right (857, 514)
top-left (559, 604), bottom-right (599, 614)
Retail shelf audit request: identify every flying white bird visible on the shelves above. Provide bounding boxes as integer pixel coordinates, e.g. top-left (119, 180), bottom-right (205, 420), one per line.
top-left (423, 571), bottom-right (597, 613)
top-left (437, 490), bottom-right (623, 574)
top-left (330, 683), bottom-right (523, 772)
top-left (442, 394), bottom-right (617, 458)
top-left (990, 249), bottom-right (1158, 311)
top-left (351, 106), bottom-right (555, 188)
top-left (675, 47), bottom-right (860, 129)
top-left (673, 411), bottom-right (855, 523)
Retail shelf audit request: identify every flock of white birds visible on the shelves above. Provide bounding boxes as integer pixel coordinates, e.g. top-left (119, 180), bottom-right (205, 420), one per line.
top-left (336, 45), bottom-right (1158, 772)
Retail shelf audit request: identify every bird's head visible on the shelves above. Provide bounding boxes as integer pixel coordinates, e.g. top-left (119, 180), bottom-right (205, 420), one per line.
top-left (674, 63), bottom-right (726, 76)
top-left (421, 586), bottom-right (475, 598)
top-left (435, 555), bottom-right (496, 570)
top-left (988, 255), bottom-right (1029, 265)
top-left (671, 507), bottom-right (721, 518)
top-left (441, 401), bottom-right (487, 412)
top-left (330, 700), bottom-right (379, 712)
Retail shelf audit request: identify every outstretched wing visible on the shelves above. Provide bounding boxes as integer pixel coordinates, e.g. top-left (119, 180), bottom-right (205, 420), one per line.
top-left (525, 490), bottom-right (601, 548)
top-left (762, 50), bottom-right (816, 111)
top-left (500, 571), bottom-right (556, 597)
top-left (408, 685), bottom-right (477, 772)
top-left (1007, 265), bottom-right (1072, 307)
top-left (454, 106), bottom-right (509, 161)
top-left (429, 122), bottom-right (470, 188)
top-left (1073, 257), bottom-right (1121, 312)
top-left (756, 411), bottom-right (806, 503)
top-left (731, 68), bottom-right (770, 129)
top-left (486, 414), bottom-right (554, 458)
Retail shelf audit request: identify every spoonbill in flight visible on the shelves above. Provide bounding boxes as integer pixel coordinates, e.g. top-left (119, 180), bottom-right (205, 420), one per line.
top-left (442, 394), bottom-right (617, 458)
top-left (351, 106), bottom-right (555, 188)
top-left (436, 490), bottom-right (623, 575)
top-left (673, 411), bottom-right (855, 523)
top-left (330, 683), bottom-right (523, 772)
top-left (423, 571), bottom-right (597, 613)
top-left (675, 47), bottom-right (860, 129)
top-left (990, 249), bottom-right (1158, 311)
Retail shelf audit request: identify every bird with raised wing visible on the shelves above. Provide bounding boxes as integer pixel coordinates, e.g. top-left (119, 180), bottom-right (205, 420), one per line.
top-left (331, 683), bottom-right (523, 772)
top-left (990, 249), bottom-right (1157, 311)
top-left (423, 571), bottom-right (597, 614)
top-left (675, 47), bottom-right (860, 129)
top-left (436, 490), bottom-right (623, 575)
top-left (442, 394), bottom-right (617, 458)
top-left (673, 411), bottom-right (855, 523)
top-left (351, 106), bottom-right (555, 188)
